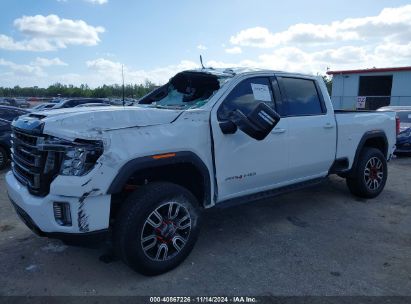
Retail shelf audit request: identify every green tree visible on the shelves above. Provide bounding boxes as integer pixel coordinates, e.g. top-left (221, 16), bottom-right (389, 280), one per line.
top-left (321, 75), bottom-right (333, 95)
top-left (0, 81), bottom-right (157, 99)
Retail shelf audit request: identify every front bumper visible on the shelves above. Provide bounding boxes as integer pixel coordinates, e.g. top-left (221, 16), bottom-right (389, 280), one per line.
top-left (9, 199), bottom-right (108, 247)
top-left (6, 171), bottom-right (111, 238)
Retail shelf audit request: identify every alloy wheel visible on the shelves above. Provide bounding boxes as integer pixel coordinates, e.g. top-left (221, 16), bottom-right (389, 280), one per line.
top-left (141, 201), bottom-right (191, 261)
top-left (363, 157), bottom-right (384, 191)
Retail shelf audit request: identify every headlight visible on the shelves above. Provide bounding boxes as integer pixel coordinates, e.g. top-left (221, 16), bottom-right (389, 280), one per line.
top-left (37, 137), bottom-right (103, 177)
top-left (60, 140), bottom-right (103, 176)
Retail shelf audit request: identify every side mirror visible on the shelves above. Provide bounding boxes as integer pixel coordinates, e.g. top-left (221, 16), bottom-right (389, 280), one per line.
top-left (219, 120), bottom-right (237, 134)
top-left (229, 103), bottom-right (280, 140)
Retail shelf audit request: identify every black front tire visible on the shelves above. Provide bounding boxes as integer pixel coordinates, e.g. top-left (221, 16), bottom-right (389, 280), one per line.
top-left (346, 147), bottom-right (387, 198)
top-left (0, 146), bottom-right (8, 170)
top-left (114, 182), bottom-right (201, 276)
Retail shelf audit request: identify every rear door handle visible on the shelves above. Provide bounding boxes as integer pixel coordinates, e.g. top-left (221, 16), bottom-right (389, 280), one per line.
top-left (271, 128), bottom-right (286, 134)
top-left (324, 123), bottom-right (334, 129)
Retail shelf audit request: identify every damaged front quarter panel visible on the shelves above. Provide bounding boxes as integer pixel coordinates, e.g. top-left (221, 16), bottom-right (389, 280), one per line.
top-left (78, 188), bottom-right (100, 232)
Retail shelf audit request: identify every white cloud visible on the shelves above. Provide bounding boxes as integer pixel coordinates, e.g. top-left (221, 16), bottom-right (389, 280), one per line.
top-left (31, 57), bottom-right (68, 66)
top-left (225, 46), bottom-right (242, 54)
top-left (223, 4), bottom-right (411, 75)
top-left (197, 44), bottom-right (207, 51)
top-left (0, 14), bottom-right (104, 51)
top-left (84, 0), bottom-right (108, 4)
top-left (205, 43), bottom-right (411, 76)
top-left (375, 42), bottom-right (411, 59)
top-left (230, 27), bottom-right (276, 48)
top-left (57, 0), bottom-right (107, 3)
top-left (3, 5), bottom-right (411, 87)
top-left (0, 57), bottom-right (71, 86)
top-left (230, 5), bottom-right (411, 48)
top-left (86, 58), bottom-right (199, 86)
top-left (0, 58), bottom-right (45, 77)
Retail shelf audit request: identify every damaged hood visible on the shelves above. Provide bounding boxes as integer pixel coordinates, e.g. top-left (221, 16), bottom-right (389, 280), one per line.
top-left (34, 106), bottom-right (183, 139)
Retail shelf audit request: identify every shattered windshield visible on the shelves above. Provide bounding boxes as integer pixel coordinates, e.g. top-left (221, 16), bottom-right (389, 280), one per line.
top-left (138, 72), bottom-right (230, 109)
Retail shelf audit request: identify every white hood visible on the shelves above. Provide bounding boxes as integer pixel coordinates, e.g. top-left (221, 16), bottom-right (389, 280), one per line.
top-left (37, 106), bottom-right (183, 139)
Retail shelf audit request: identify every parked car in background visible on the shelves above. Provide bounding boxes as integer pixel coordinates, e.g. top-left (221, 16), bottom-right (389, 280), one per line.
top-left (15, 98), bottom-right (30, 108)
top-left (0, 98), bottom-right (17, 107)
top-left (109, 98), bottom-right (134, 106)
top-left (0, 106), bottom-right (29, 169)
top-left (75, 103), bottom-right (111, 108)
top-left (52, 98), bottom-right (109, 109)
top-left (0, 118), bottom-right (12, 170)
top-left (378, 106), bottom-right (411, 155)
top-left (0, 98), bottom-right (30, 108)
top-left (30, 103), bottom-right (56, 112)
top-left (0, 105), bottom-right (30, 121)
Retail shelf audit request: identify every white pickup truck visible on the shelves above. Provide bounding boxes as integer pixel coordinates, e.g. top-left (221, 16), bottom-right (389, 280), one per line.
top-left (6, 68), bottom-right (397, 275)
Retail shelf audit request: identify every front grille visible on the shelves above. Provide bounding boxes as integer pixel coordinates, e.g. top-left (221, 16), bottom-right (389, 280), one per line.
top-left (11, 128), bottom-right (62, 196)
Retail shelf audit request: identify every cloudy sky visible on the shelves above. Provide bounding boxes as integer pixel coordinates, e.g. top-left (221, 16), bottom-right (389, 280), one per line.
top-left (0, 0), bottom-right (410, 87)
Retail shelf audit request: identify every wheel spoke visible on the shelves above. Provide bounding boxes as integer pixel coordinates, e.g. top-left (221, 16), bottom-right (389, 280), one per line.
top-left (147, 210), bottom-right (163, 228)
top-left (155, 243), bottom-right (168, 260)
top-left (373, 180), bottom-right (379, 189)
top-left (168, 203), bottom-right (180, 220)
top-left (176, 215), bottom-right (191, 230)
top-left (172, 235), bottom-right (186, 252)
top-left (142, 235), bottom-right (157, 251)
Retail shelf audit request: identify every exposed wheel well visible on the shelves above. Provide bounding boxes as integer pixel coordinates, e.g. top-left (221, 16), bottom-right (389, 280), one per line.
top-left (362, 136), bottom-right (387, 158)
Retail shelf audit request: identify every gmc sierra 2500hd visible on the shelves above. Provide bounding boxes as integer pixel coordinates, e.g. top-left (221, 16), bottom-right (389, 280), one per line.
top-left (6, 68), bottom-right (396, 275)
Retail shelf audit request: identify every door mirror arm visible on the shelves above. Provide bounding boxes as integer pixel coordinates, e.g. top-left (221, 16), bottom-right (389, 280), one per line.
top-left (219, 120), bottom-right (237, 134)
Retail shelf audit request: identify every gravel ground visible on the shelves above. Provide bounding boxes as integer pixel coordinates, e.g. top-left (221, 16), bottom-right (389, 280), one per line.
top-left (0, 157), bottom-right (410, 296)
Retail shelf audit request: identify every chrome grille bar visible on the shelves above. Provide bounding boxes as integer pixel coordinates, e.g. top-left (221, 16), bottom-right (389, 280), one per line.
top-left (11, 128), bottom-right (45, 194)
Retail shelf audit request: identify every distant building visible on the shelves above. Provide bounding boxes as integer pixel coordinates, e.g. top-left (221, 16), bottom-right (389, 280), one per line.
top-left (327, 66), bottom-right (411, 110)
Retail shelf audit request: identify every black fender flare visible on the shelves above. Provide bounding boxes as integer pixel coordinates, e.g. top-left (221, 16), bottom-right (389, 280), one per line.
top-left (107, 151), bottom-right (212, 206)
top-left (349, 130), bottom-right (388, 176)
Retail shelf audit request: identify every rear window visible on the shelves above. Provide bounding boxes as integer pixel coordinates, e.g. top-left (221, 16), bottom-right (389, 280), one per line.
top-left (397, 111), bottom-right (411, 123)
top-left (279, 77), bottom-right (324, 116)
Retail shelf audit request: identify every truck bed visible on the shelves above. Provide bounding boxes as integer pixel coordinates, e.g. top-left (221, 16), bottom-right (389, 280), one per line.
top-left (335, 111), bottom-right (396, 167)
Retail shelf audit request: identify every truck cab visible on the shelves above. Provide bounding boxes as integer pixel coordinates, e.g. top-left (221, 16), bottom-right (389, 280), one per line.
top-left (6, 68), bottom-right (396, 275)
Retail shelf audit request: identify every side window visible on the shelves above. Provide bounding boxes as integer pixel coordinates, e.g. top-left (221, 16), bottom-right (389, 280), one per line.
top-left (279, 77), bottom-right (324, 116)
top-left (218, 77), bottom-right (275, 120)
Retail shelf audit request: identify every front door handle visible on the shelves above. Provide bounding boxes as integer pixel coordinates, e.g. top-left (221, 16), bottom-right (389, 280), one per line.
top-left (271, 128), bottom-right (286, 134)
top-left (323, 123), bottom-right (334, 129)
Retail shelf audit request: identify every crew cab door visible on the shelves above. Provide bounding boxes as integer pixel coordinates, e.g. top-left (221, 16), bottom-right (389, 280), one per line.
top-left (277, 76), bottom-right (336, 181)
top-left (211, 76), bottom-right (289, 202)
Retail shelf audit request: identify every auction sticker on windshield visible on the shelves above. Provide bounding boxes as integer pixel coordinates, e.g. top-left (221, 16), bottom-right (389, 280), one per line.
top-left (251, 83), bottom-right (271, 102)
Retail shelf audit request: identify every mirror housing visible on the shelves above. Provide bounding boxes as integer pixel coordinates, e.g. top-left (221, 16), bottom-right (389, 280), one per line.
top-left (230, 103), bottom-right (280, 140)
